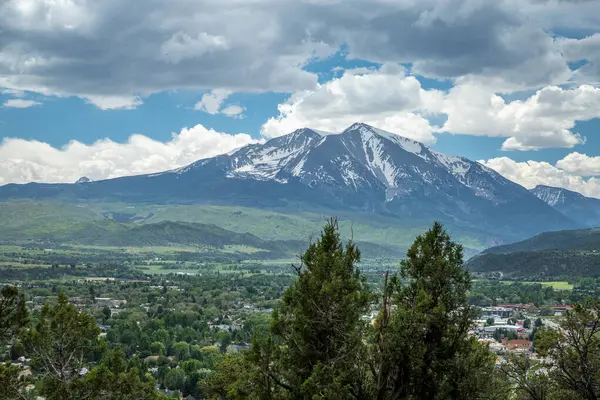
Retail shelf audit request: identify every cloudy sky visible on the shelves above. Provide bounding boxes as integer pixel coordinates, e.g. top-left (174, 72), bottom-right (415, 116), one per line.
top-left (1, 0), bottom-right (600, 198)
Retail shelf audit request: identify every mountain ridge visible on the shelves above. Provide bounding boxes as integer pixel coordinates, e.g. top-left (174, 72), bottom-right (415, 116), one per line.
top-left (466, 227), bottom-right (600, 277)
top-left (530, 184), bottom-right (600, 227)
top-left (0, 123), bottom-right (581, 244)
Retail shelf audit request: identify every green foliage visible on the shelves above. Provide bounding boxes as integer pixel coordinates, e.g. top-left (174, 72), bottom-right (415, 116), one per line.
top-left (46, 346), bottom-right (162, 400)
top-left (199, 353), bottom-right (259, 400)
top-left (0, 362), bottom-right (32, 400)
top-left (0, 286), bottom-right (28, 345)
top-left (0, 286), bottom-right (29, 399)
top-left (206, 220), bottom-right (502, 399)
top-left (483, 228), bottom-right (600, 254)
top-left (23, 293), bottom-right (100, 390)
top-left (151, 341), bottom-right (167, 356)
top-left (535, 301), bottom-right (600, 399)
top-left (244, 218), bottom-right (374, 398)
top-left (172, 341), bottom-right (190, 361)
top-left (164, 367), bottom-right (186, 391)
top-left (501, 353), bottom-right (556, 400)
top-left (0, 200), bottom-right (489, 252)
top-left (467, 250), bottom-right (600, 278)
top-left (372, 221), bottom-right (502, 399)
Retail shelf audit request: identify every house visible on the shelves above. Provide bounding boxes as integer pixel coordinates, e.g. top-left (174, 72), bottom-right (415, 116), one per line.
top-left (69, 297), bottom-right (89, 304)
top-left (481, 307), bottom-right (513, 318)
top-left (497, 303), bottom-right (535, 311)
top-left (482, 325), bottom-right (522, 334)
top-left (551, 305), bottom-right (573, 315)
top-left (517, 331), bottom-right (531, 340)
top-left (95, 298), bottom-right (127, 308)
top-left (504, 339), bottom-right (532, 352)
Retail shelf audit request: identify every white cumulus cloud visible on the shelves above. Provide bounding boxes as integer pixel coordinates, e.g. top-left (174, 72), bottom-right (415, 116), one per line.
top-left (2, 99), bottom-right (41, 108)
top-left (221, 105), bottom-right (245, 118)
top-left (0, 124), bottom-right (258, 185)
top-left (442, 84), bottom-right (600, 150)
top-left (193, 89), bottom-right (244, 117)
top-left (261, 64), bottom-right (443, 143)
top-left (556, 152), bottom-right (600, 177)
top-left (194, 89), bottom-right (232, 114)
top-left (262, 65), bottom-right (600, 151)
top-left (480, 156), bottom-right (600, 199)
top-left (83, 95), bottom-right (143, 110)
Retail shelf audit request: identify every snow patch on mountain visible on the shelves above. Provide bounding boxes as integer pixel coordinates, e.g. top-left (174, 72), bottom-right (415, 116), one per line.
top-left (432, 151), bottom-right (471, 179)
top-left (531, 185), bottom-right (567, 206)
top-left (359, 128), bottom-right (400, 187)
top-left (165, 123), bottom-right (527, 206)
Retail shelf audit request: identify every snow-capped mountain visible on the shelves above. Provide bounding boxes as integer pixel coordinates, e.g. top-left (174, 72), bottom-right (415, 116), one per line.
top-left (175, 123), bottom-right (526, 204)
top-left (531, 185), bottom-right (600, 227)
top-left (0, 123), bottom-right (580, 242)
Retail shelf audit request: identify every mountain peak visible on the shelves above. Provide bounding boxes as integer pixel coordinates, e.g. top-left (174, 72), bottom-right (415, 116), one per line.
top-left (75, 176), bottom-right (92, 184)
top-left (344, 122), bottom-right (375, 131)
top-left (530, 184), bottom-right (600, 227)
top-left (531, 184), bottom-right (586, 204)
top-left (0, 122), bottom-right (581, 243)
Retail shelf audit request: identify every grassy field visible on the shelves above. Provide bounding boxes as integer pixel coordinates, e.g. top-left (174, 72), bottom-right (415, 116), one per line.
top-left (0, 200), bottom-right (490, 251)
top-left (496, 280), bottom-right (574, 290)
top-left (538, 281), bottom-right (574, 290)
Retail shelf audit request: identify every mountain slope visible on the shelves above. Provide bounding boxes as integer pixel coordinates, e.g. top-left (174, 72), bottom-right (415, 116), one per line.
top-left (0, 219), bottom-right (267, 248)
top-left (466, 227), bottom-right (600, 277)
top-left (0, 218), bottom-right (404, 258)
top-left (479, 227), bottom-right (600, 254)
top-left (0, 123), bottom-right (580, 243)
top-left (530, 185), bottom-right (600, 227)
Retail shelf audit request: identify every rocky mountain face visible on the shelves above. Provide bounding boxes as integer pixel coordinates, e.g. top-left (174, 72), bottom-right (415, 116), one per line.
top-left (0, 123), bottom-right (580, 242)
top-left (530, 185), bottom-right (600, 228)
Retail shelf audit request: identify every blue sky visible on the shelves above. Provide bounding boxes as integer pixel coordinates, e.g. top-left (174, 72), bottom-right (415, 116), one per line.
top-left (0, 0), bottom-right (599, 197)
top-left (2, 74), bottom-right (597, 165)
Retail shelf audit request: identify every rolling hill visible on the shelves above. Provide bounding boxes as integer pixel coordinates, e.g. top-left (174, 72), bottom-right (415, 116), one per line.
top-left (466, 228), bottom-right (600, 278)
top-left (0, 216), bottom-right (404, 259)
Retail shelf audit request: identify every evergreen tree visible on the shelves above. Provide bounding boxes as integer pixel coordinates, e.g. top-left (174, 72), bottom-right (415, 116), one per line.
top-left (500, 353), bottom-right (556, 400)
top-left (64, 346), bottom-right (162, 400)
top-left (102, 305), bottom-right (111, 322)
top-left (200, 352), bottom-right (261, 399)
top-left (0, 286), bottom-right (29, 400)
top-left (0, 362), bottom-right (31, 400)
top-left (251, 218), bottom-right (373, 399)
top-left (0, 286), bottom-right (28, 345)
top-left (23, 293), bottom-right (100, 398)
top-left (535, 301), bottom-right (600, 399)
top-left (372, 221), bottom-right (502, 400)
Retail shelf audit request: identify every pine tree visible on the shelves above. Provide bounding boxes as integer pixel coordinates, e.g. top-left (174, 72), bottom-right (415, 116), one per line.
top-left (251, 218), bottom-right (373, 399)
top-left (24, 293), bottom-right (100, 399)
top-left (0, 286), bottom-right (30, 400)
top-left (372, 221), bottom-right (502, 400)
top-left (0, 285), bottom-right (28, 345)
top-left (535, 301), bottom-right (600, 399)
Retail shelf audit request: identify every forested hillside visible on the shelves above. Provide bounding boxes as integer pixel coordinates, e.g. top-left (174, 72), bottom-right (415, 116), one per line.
top-left (466, 228), bottom-right (600, 278)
